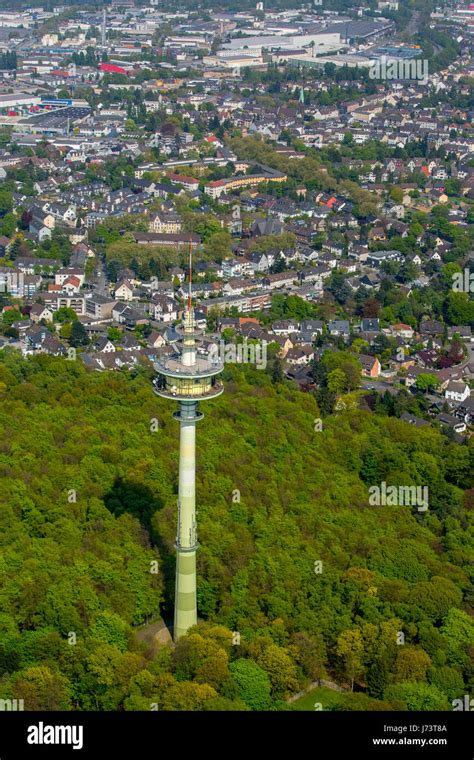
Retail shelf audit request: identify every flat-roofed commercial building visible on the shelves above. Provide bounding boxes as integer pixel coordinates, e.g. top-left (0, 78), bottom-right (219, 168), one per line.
top-left (203, 54), bottom-right (264, 68)
top-left (0, 93), bottom-right (42, 109)
top-left (325, 18), bottom-right (394, 42)
top-left (219, 31), bottom-right (341, 56)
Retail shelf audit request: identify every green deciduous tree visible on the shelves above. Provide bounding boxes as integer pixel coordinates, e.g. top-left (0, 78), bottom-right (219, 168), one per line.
top-left (385, 682), bottom-right (449, 711)
top-left (393, 646), bottom-right (431, 683)
top-left (337, 629), bottom-right (365, 691)
top-left (229, 659), bottom-right (272, 710)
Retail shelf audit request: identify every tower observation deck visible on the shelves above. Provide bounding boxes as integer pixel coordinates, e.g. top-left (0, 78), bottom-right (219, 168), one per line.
top-left (152, 242), bottom-right (224, 640)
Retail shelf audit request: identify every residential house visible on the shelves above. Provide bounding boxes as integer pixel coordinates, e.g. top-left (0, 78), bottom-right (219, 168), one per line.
top-left (30, 304), bottom-right (53, 323)
top-left (55, 268), bottom-right (85, 287)
top-left (447, 326), bottom-right (472, 342)
top-left (454, 397), bottom-right (474, 425)
top-left (437, 413), bottom-right (467, 434)
top-left (147, 330), bottom-right (166, 349)
top-left (150, 296), bottom-right (178, 323)
top-left (400, 413), bottom-right (430, 428)
top-left (300, 319), bottom-right (324, 341)
top-left (285, 345), bottom-right (315, 366)
top-left (359, 318), bottom-right (380, 333)
top-left (359, 353), bottom-right (381, 378)
top-left (121, 334), bottom-right (141, 351)
top-left (95, 336), bottom-right (116, 353)
top-left (390, 323), bottom-right (414, 340)
top-left (445, 381), bottom-right (470, 404)
top-left (271, 319), bottom-right (299, 336)
top-left (328, 320), bottom-right (350, 340)
top-left (114, 279), bottom-right (135, 301)
top-left (262, 271), bottom-right (297, 289)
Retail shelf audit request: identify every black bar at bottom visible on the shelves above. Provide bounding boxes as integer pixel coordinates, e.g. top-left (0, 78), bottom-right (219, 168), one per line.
top-left (0, 710), bottom-right (471, 758)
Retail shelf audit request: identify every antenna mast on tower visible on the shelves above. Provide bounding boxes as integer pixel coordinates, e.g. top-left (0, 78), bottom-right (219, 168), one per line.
top-left (188, 237), bottom-right (193, 312)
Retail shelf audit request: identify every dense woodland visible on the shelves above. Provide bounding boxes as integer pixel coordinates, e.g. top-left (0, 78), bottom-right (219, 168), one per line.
top-left (0, 350), bottom-right (472, 711)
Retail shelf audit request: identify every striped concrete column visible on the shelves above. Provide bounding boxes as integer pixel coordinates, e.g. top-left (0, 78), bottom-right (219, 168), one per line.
top-left (174, 404), bottom-right (198, 641)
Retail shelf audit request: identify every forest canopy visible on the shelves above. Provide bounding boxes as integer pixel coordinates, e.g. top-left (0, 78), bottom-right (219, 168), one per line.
top-left (0, 350), bottom-right (472, 711)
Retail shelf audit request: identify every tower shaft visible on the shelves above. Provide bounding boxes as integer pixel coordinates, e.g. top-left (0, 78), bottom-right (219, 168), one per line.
top-left (174, 402), bottom-right (198, 639)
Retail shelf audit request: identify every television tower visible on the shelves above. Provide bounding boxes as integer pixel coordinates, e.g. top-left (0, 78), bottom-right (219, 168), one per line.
top-left (101, 7), bottom-right (107, 50)
top-left (153, 242), bottom-right (224, 641)
top-left (299, 81), bottom-right (305, 114)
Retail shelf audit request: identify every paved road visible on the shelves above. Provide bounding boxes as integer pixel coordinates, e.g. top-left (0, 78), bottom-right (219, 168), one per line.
top-left (405, 10), bottom-right (421, 39)
top-left (361, 379), bottom-right (400, 395)
top-left (464, 342), bottom-right (474, 377)
top-left (90, 253), bottom-right (109, 296)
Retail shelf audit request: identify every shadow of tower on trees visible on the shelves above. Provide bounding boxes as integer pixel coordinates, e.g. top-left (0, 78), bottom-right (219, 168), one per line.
top-left (103, 477), bottom-right (176, 619)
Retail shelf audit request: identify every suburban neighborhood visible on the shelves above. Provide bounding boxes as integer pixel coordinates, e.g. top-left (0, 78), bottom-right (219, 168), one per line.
top-left (0, 0), bottom-right (471, 440)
